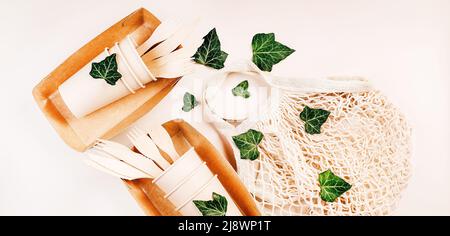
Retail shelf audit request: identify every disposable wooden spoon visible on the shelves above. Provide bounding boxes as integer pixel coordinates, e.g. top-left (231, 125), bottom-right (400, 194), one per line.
top-left (142, 19), bottom-right (199, 62)
top-left (152, 61), bottom-right (195, 79)
top-left (137, 20), bottom-right (180, 56)
top-left (147, 44), bottom-right (200, 69)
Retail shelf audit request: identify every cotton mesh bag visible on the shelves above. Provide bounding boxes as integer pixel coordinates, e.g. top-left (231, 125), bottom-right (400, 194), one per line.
top-left (203, 60), bottom-right (412, 216)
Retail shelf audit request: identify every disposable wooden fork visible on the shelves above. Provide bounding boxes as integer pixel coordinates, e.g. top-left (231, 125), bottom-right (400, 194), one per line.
top-left (93, 139), bottom-right (163, 178)
top-left (127, 127), bottom-right (171, 170)
top-left (131, 126), bottom-right (180, 161)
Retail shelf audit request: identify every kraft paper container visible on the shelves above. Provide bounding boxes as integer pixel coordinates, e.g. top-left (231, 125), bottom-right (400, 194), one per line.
top-left (127, 119), bottom-right (261, 216)
top-left (32, 8), bottom-right (179, 152)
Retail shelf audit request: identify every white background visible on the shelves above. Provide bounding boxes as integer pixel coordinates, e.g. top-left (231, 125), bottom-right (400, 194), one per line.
top-left (0, 0), bottom-right (449, 215)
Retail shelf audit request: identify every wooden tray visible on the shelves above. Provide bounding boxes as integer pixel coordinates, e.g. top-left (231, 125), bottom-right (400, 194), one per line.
top-left (32, 8), bottom-right (180, 152)
top-left (124, 119), bottom-right (261, 216)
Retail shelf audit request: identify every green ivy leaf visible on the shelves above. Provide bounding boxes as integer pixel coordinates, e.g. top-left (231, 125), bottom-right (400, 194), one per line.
top-left (251, 33), bottom-right (295, 72)
top-left (232, 129), bottom-right (264, 160)
top-left (89, 53), bottom-right (122, 85)
top-left (192, 28), bottom-right (228, 69)
top-left (182, 92), bottom-right (199, 112)
top-left (299, 106), bottom-right (331, 134)
top-left (319, 170), bottom-right (352, 202)
top-left (232, 80), bottom-right (250, 98)
top-left (193, 192), bottom-right (228, 216)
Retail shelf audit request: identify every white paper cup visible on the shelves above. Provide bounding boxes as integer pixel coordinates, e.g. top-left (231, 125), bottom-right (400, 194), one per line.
top-left (108, 43), bottom-right (142, 92)
top-left (118, 36), bottom-right (155, 84)
top-left (58, 34), bottom-right (160, 118)
top-left (152, 148), bottom-right (202, 193)
top-left (58, 48), bottom-right (132, 118)
top-left (165, 162), bottom-right (214, 207)
top-left (177, 175), bottom-right (243, 216)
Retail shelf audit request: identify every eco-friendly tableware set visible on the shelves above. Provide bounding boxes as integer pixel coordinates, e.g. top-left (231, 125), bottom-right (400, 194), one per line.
top-left (86, 126), bottom-right (242, 215)
top-left (33, 7), bottom-right (412, 216)
top-left (33, 8), bottom-right (259, 216)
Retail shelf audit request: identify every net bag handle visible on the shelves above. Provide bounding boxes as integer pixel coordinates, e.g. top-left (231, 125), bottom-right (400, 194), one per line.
top-left (202, 59), bottom-right (373, 166)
